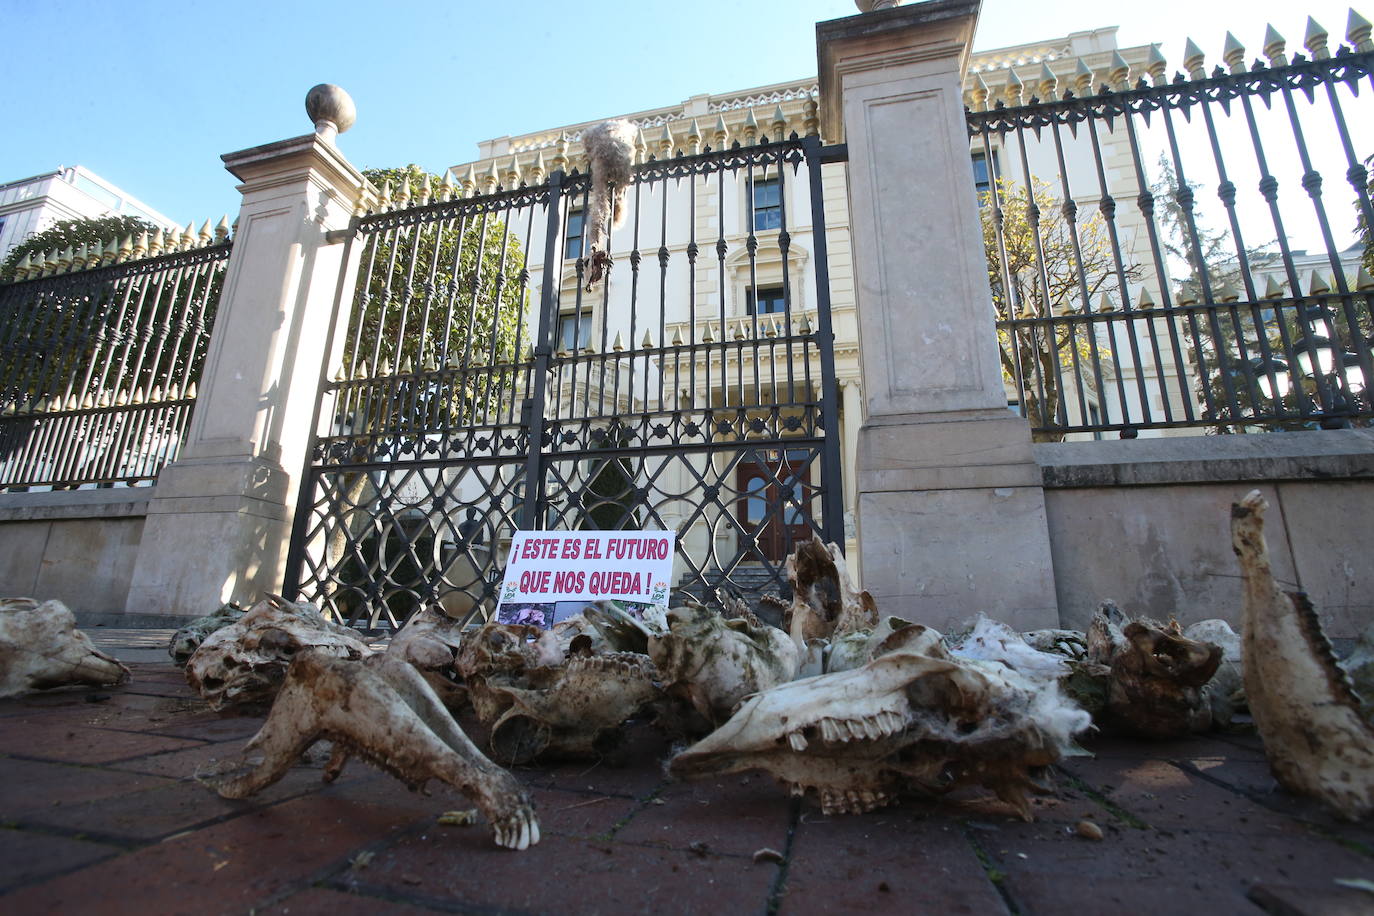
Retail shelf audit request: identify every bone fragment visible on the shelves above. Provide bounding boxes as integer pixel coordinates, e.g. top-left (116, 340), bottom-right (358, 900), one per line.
top-left (0, 598), bottom-right (129, 697)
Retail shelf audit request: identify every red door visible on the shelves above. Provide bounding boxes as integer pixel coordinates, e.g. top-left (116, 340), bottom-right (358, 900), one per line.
top-left (736, 449), bottom-right (813, 562)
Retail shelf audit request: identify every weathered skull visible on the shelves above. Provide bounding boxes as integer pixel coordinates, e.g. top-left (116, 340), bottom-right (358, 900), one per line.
top-left (185, 595), bottom-right (372, 712)
top-left (0, 598), bottom-right (129, 697)
top-left (783, 537), bottom-right (877, 646)
top-left (387, 606), bottom-right (467, 708)
top-left (670, 623), bottom-right (1091, 819)
top-left (1184, 619), bottom-right (1244, 727)
top-left (454, 621), bottom-right (549, 724)
top-left (647, 603), bottom-right (798, 727)
top-left (168, 602), bottom-right (246, 666)
top-left (487, 652), bottom-right (662, 763)
top-left (216, 649), bottom-right (540, 850)
top-left (949, 617), bottom-right (1072, 685)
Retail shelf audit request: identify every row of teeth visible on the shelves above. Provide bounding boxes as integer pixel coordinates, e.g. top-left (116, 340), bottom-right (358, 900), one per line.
top-left (567, 654), bottom-right (657, 678)
top-left (789, 711), bottom-right (906, 750)
top-left (789, 784), bottom-right (894, 814)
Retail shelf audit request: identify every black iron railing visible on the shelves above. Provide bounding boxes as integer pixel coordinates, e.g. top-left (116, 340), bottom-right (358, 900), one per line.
top-left (287, 132), bottom-right (847, 629)
top-left (0, 240), bottom-right (230, 487)
top-left (969, 37), bottom-right (1374, 438)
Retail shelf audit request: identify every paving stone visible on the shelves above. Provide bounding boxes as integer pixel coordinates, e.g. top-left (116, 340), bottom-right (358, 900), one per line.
top-left (612, 773), bottom-right (792, 856)
top-left (1248, 882), bottom-right (1374, 916)
top-left (15, 775), bottom-right (313, 842)
top-left (526, 786), bottom-right (643, 838)
top-left (0, 758), bottom-right (176, 818)
top-left (338, 829), bottom-right (777, 914)
top-left (1059, 755), bottom-right (1306, 835)
top-left (0, 717), bottom-right (206, 765)
top-left (780, 807), bottom-right (1007, 915)
top-left (973, 809), bottom-right (1374, 914)
top-left (1, 795), bottom-right (425, 915)
top-left (0, 829), bottom-right (121, 892)
top-left (1081, 733), bottom-right (1267, 762)
top-left (267, 886), bottom-right (442, 914)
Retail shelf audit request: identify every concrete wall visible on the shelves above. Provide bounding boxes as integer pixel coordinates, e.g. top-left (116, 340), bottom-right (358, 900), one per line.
top-left (0, 489), bottom-right (148, 614)
top-left (1037, 430), bottom-right (1374, 638)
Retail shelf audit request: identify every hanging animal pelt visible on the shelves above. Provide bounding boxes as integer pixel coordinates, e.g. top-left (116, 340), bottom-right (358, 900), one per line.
top-left (581, 119), bottom-right (636, 288)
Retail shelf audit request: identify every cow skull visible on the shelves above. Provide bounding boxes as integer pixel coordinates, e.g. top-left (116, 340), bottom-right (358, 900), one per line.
top-left (0, 598), bottom-right (129, 697)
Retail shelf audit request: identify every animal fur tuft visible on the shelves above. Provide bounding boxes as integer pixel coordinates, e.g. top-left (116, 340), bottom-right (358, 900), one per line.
top-left (582, 119), bottom-right (637, 257)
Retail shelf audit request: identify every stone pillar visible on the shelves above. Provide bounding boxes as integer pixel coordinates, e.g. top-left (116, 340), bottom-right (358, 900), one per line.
top-left (124, 86), bottom-right (368, 617)
top-left (817, 1), bottom-right (1058, 630)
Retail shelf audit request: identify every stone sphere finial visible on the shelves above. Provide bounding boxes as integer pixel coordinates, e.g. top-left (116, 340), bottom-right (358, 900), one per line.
top-left (305, 84), bottom-right (356, 143)
top-left (855, 0), bottom-right (901, 10)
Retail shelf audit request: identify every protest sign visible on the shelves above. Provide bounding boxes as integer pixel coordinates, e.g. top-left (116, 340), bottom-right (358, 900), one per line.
top-left (495, 530), bottom-right (676, 629)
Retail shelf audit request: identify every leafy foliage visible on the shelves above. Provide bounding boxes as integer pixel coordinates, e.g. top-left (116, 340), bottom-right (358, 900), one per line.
top-left (980, 177), bottom-right (1133, 441)
top-left (0, 215), bottom-right (157, 282)
top-left (347, 166), bottom-right (530, 432)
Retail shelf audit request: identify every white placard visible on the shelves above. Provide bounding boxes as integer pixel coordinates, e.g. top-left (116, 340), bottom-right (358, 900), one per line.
top-left (495, 530), bottom-right (676, 629)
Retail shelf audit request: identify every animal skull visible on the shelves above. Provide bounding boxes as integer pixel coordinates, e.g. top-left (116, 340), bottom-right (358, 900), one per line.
top-left (185, 595), bottom-right (372, 712)
top-left (168, 602), bottom-right (245, 666)
top-left (216, 649), bottom-right (540, 850)
top-left (670, 623), bottom-right (1090, 819)
top-left (647, 603), bottom-right (798, 727)
top-left (783, 536), bottom-right (877, 647)
top-left (0, 598), bottom-right (129, 697)
top-left (1085, 602), bottom-right (1223, 737)
top-left (487, 652), bottom-right (662, 763)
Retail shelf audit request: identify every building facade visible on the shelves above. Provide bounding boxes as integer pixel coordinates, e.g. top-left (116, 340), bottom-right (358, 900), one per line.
top-left (0, 165), bottom-right (176, 263)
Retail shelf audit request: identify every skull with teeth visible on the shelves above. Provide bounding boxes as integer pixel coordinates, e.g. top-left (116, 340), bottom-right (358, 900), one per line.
top-left (670, 623), bottom-right (1091, 819)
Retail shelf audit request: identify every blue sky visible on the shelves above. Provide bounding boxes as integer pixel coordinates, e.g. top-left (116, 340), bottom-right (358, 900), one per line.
top-left (1, 0), bottom-right (1366, 226)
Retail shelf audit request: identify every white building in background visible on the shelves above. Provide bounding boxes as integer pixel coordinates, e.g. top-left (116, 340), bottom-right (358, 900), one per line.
top-left (0, 166), bottom-right (177, 262)
top-left (439, 26), bottom-right (1166, 575)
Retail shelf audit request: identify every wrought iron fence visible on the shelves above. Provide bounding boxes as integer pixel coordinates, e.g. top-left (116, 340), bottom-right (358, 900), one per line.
top-left (968, 24), bottom-right (1374, 438)
top-left (287, 127), bottom-right (846, 629)
top-left (0, 231), bottom-right (230, 488)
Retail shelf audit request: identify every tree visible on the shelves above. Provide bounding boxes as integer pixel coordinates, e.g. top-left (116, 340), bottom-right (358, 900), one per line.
top-left (325, 166), bottom-right (532, 626)
top-left (1150, 156), bottom-right (1281, 433)
top-left (980, 177), bottom-right (1135, 441)
top-left (0, 214), bottom-right (157, 282)
top-left (347, 165), bottom-right (528, 435)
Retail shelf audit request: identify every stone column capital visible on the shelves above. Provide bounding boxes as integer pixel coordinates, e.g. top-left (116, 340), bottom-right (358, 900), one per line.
top-left (817, 0), bottom-right (981, 142)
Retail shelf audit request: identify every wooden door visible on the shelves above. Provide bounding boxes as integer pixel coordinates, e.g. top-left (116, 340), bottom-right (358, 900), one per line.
top-left (736, 449), bottom-right (812, 562)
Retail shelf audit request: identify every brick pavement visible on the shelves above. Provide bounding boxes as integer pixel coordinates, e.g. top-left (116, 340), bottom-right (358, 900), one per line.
top-left (2, 659), bottom-right (1373, 915)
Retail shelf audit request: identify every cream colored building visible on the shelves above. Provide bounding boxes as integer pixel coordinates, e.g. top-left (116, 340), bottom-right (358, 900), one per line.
top-left (445, 27), bottom-right (1171, 581)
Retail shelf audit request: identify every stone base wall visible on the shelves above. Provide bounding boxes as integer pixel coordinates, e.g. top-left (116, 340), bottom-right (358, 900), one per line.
top-left (1037, 430), bottom-right (1374, 638)
top-left (0, 489), bottom-right (148, 615)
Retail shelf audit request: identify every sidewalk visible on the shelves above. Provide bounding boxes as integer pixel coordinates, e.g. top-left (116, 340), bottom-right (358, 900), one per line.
top-left (2, 635), bottom-right (1372, 914)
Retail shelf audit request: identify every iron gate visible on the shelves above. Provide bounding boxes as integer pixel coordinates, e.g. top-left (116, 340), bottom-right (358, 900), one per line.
top-left (284, 134), bottom-right (846, 629)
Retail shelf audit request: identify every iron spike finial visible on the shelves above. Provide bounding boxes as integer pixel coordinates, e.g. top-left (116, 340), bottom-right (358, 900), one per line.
top-left (1305, 16), bottom-right (1331, 59)
top-left (1355, 265), bottom-right (1374, 290)
top-left (1263, 275), bottom-right (1285, 298)
top-left (971, 71), bottom-right (990, 110)
top-left (1039, 61), bottom-right (1059, 101)
top-left (1263, 25), bottom-right (1287, 67)
top-left (770, 104), bottom-right (787, 138)
top-left (1349, 8), bottom-right (1373, 51)
top-left (1004, 67), bottom-right (1024, 105)
top-left (1073, 58), bottom-right (1094, 95)
top-left (1146, 44), bottom-right (1168, 86)
top-left (1308, 269), bottom-right (1331, 295)
top-left (1222, 32), bottom-right (1246, 74)
top-left (198, 219), bottom-right (214, 246)
top-left (215, 215), bottom-right (231, 242)
top-left (1108, 50), bottom-right (1131, 90)
top-left (1183, 38), bottom-right (1207, 80)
